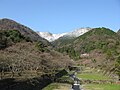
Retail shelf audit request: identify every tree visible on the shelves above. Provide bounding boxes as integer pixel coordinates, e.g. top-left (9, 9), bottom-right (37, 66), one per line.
top-left (115, 56), bottom-right (120, 80)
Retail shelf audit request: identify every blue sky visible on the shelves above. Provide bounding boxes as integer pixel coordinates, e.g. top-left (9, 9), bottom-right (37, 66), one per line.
top-left (0, 0), bottom-right (120, 33)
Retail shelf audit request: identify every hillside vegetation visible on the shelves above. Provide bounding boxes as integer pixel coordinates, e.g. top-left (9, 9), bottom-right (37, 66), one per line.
top-left (0, 30), bottom-right (28, 49)
top-left (0, 19), bottom-right (73, 82)
top-left (54, 27), bottom-right (120, 79)
top-left (0, 18), bottom-right (50, 46)
top-left (0, 43), bottom-right (71, 77)
top-left (0, 18), bottom-right (120, 89)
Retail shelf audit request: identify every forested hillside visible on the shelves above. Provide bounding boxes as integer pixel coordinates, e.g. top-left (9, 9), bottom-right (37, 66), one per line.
top-left (54, 27), bottom-right (120, 79)
top-left (0, 18), bottom-right (50, 46)
top-left (0, 19), bottom-right (73, 81)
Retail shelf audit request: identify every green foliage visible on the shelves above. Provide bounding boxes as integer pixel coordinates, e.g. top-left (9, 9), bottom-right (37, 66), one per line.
top-left (24, 36), bottom-right (32, 42)
top-left (43, 83), bottom-right (59, 90)
top-left (91, 59), bottom-right (96, 63)
top-left (84, 84), bottom-right (120, 90)
top-left (52, 36), bottom-right (75, 47)
top-left (43, 83), bottom-right (70, 90)
top-left (35, 41), bottom-right (49, 52)
top-left (56, 28), bottom-right (120, 61)
top-left (77, 28), bottom-right (119, 53)
top-left (79, 27), bottom-right (116, 39)
top-left (5, 30), bottom-right (24, 42)
top-left (116, 56), bottom-right (120, 64)
top-left (115, 56), bottom-right (120, 78)
top-left (57, 46), bottom-right (80, 60)
top-left (77, 72), bottom-right (111, 80)
top-left (0, 30), bottom-right (32, 49)
top-left (74, 28), bottom-right (120, 61)
top-left (55, 27), bottom-right (120, 78)
top-left (0, 32), bottom-right (7, 49)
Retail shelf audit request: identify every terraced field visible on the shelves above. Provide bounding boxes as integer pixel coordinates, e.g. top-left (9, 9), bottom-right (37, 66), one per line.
top-left (77, 67), bottom-right (120, 90)
top-left (43, 67), bottom-right (120, 90)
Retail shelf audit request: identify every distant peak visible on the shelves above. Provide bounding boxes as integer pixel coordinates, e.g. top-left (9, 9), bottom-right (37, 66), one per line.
top-left (37, 28), bottom-right (92, 42)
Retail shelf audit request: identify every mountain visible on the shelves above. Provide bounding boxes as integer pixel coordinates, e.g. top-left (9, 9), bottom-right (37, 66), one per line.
top-left (37, 32), bottom-right (67, 42)
top-left (63, 27), bottom-right (92, 37)
top-left (51, 27), bottom-right (92, 47)
top-left (56, 27), bottom-right (120, 59)
top-left (0, 18), bottom-right (73, 84)
top-left (0, 18), bottom-right (73, 73)
top-left (117, 29), bottom-right (120, 35)
top-left (37, 27), bottom-right (92, 42)
top-left (55, 27), bottom-right (120, 77)
top-left (0, 18), bottom-right (50, 45)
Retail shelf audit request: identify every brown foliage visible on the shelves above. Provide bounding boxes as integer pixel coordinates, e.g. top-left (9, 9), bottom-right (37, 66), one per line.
top-left (0, 42), bottom-right (72, 79)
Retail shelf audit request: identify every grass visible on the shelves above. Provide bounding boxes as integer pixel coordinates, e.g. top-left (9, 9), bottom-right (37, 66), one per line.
top-left (77, 72), bottom-right (111, 80)
top-left (42, 83), bottom-right (59, 90)
top-left (42, 83), bottom-right (70, 90)
top-left (83, 84), bottom-right (120, 90)
top-left (57, 75), bottom-right (73, 83)
top-left (43, 67), bottom-right (119, 90)
top-left (77, 67), bottom-right (120, 90)
top-left (42, 75), bottom-right (72, 90)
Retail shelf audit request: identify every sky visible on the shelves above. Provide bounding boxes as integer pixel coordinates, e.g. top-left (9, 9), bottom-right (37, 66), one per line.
top-left (0, 0), bottom-right (120, 34)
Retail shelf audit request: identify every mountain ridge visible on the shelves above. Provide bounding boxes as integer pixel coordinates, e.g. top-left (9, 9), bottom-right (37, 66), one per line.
top-left (37, 27), bottom-right (92, 42)
top-left (37, 31), bottom-right (67, 42)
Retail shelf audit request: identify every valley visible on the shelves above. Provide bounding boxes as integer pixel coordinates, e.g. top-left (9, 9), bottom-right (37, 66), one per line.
top-left (0, 18), bottom-right (120, 90)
